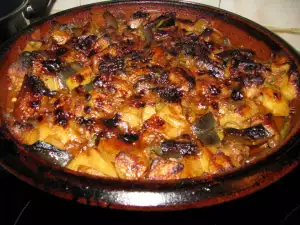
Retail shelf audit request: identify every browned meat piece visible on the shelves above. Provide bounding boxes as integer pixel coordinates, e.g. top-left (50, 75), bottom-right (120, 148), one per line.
top-left (115, 152), bottom-right (148, 180)
top-left (147, 158), bottom-right (184, 180)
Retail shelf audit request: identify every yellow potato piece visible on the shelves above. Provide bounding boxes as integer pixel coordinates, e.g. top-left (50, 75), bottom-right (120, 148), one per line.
top-left (261, 87), bottom-right (289, 116)
top-left (120, 107), bottom-right (142, 128)
top-left (67, 148), bottom-right (117, 177)
top-left (142, 105), bottom-right (156, 122)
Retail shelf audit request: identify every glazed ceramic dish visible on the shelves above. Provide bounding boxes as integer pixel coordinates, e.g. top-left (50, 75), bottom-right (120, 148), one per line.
top-left (0, 0), bottom-right (300, 210)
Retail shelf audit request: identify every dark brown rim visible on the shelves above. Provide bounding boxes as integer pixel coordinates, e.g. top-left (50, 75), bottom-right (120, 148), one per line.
top-left (1, 0), bottom-right (300, 210)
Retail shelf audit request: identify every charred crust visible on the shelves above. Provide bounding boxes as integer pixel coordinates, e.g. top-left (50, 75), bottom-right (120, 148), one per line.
top-left (55, 108), bottom-right (70, 128)
top-left (161, 140), bottom-right (198, 157)
top-left (132, 11), bottom-right (149, 19)
top-left (42, 58), bottom-right (62, 73)
top-left (24, 74), bottom-right (56, 97)
top-left (118, 133), bottom-right (139, 144)
top-left (98, 54), bottom-right (124, 75)
top-left (102, 114), bottom-right (121, 128)
top-left (154, 86), bottom-right (182, 102)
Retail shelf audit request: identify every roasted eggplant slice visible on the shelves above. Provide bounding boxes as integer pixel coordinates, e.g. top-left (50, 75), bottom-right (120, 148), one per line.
top-left (25, 141), bottom-right (73, 167)
top-left (216, 48), bottom-right (255, 59)
top-left (161, 140), bottom-right (198, 158)
top-left (224, 124), bottom-right (271, 145)
top-left (24, 74), bottom-right (56, 97)
top-left (146, 12), bottom-right (176, 29)
top-left (192, 112), bottom-right (220, 145)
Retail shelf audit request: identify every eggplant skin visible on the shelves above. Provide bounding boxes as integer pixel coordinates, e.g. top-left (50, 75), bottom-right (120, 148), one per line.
top-left (161, 140), bottom-right (198, 158)
top-left (224, 124), bottom-right (270, 140)
top-left (25, 141), bottom-right (73, 167)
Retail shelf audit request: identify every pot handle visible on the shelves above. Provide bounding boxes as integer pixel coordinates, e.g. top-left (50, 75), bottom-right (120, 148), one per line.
top-left (24, 0), bottom-right (51, 19)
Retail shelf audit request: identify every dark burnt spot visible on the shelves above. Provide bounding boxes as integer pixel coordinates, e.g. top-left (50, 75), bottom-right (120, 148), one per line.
top-left (231, 87), bottom-right (244, 101)
top-left (166, 48), bottom-right (178, 56)
top-left (161, 140), bottom-right (198, 158)
top-left (30, 100), bottom-right (41, 109)
top-left (37, 115), bottom-right (44, 122)
top-left (74, 74), bottom-right (84, 83)
top-left (118, 133), bottom-right (139, 144)
top-left (76, 117), bottom-right (95, 128)
top-left (131, 97), bottom-right (146, 108)
top-left (209, 85), bottom-right (221, 95)
top-left (146, 12), bottom-right (176, 28)
top-left (130, 51), bottom-right (145, 61)
top-left (75, 35), bottom-right (97, 51)
top-left (42, 58), bottom-right (61, 73)
top-left (149, 70), bottom-right (169, 85)
top-left (216, 49), bottom-right (255, 60)
top-left (201, 28), bottom-right (213, 36)
top-left (225, 124), bottom-right (270, 140)
top-left (102, 114), bottom-right (120, 128)
top-left (93, 75), bottom-right (108, 88)
top-left (54, 99), bottom-right (60, 107)
top-left (144, 116), bottom-right (165, 129)
top-left (243, 124), bottom-right (270, 139)
top-left (56, 47), bottom-right (68, 56)
top-left (171, 163), bottom-right (184, 174)
top-left (88, 49), bottom-right (97, 57)
top-left (133, 79), bottom-right (153, 95)
top-left (239, 74), bottom-right (265, 86)
top-left (133, 11), bottom-right (149, 19)
top-left (55, 108), bottom-right (69, 128)
top-left (84, 106), bottom-right (92, 114)
top-left (98, 54), bottom-right (124, 75)
top-left (85, 93), bottom-right (92, 101)
top-left (273, 91), bottom-right (280, 100)
top-left (211, 102), bottom-right (219, 110)
top-left (154, 86), bottom-right (182, 102)
top-left (24, 74), bottom-right (56, 97)
top-left (126, 39), bottom-right (135, 46)
top-left (154, 29), bottom-right (169, 39)
top-left (174, 67), bottom-right (196, 89)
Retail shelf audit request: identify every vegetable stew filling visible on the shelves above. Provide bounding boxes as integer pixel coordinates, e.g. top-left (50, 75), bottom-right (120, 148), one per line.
top-left (4, 10), bottom-right (299, 180)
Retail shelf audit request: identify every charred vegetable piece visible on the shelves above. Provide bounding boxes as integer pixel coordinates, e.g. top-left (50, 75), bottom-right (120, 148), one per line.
top-left (231, 87), bottom-right (244, 101)
top-left (239, 74), bottom-right (265, 86)
top-left (133, 11), bottom-right (149, 19)
top-left (25, 141), bottom-right (73, 167)
top-left (75, 35), bottom-right (97, 51)
top-left (24, 74), bottom-right (56, 97)
top-left (175, 67), bottom-right (196, 89)
top-left (56, 47), bottom-right (68, 56)
top-left (98, 54), bottom-right (124, 75)
top-left (146, 12), bottom-right (176, 28)
top-left (154, 87), bottom-right (182, 102)
top-left (224, 124), bottom-right (271, 145)
top-left (118, 133), bottom-right (139, 144)
top-left (161, 140), bottom-right (198, 158)
top-left (104, 11), bottom-right (118, 29)
top-left (102, 114), bottom-right (121, 128)
top-left (192, 112), bottom-right (220, 145)
top-left (42, 58), bottom-right (62, 73)
top-left (216, 48), bottom-right (255, 59)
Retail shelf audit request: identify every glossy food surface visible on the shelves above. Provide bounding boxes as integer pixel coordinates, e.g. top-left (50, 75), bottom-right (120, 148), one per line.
top-left (1, 3), bottom-right (300, 181)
